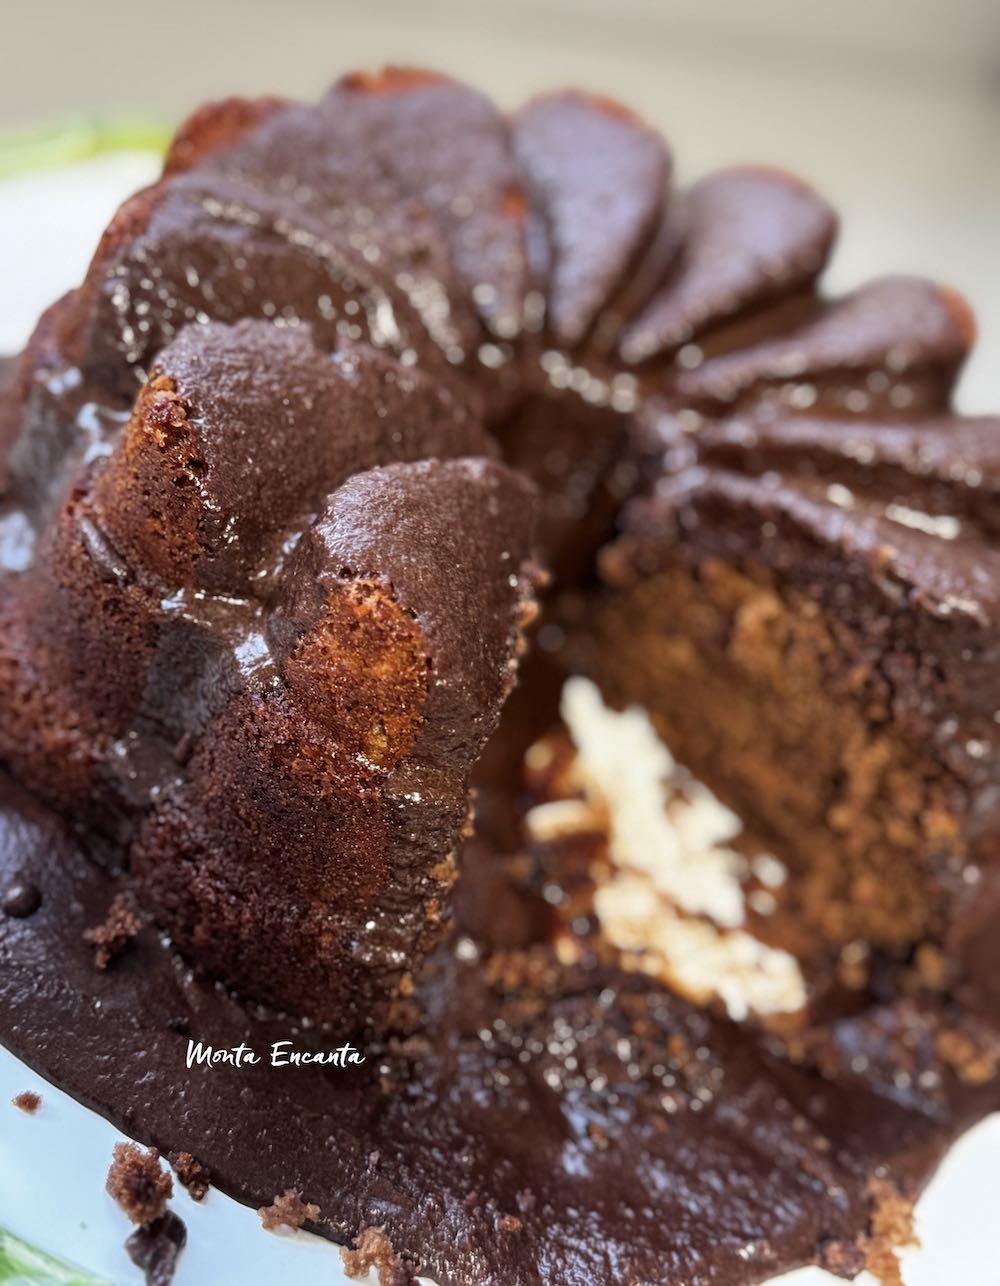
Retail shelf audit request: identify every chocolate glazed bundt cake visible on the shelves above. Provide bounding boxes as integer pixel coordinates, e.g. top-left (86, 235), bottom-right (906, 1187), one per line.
top-left (0, 315), bottom-right (541, 1025)
top-left (0, 67), bottom-right (996, 1043)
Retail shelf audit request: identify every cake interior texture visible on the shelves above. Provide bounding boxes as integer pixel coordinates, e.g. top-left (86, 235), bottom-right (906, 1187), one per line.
top-left (593, 552), bottom-right (956, 979)
top-left (0, 63), bottom-right (999, 1286)
top-left (588, 389), bottom-right (1000, 1018)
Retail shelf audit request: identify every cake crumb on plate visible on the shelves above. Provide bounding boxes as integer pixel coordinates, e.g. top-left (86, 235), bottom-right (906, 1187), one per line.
top-left (258, 1187), bottom-right (320, 1231)
top-left (342, 1224), bottom-right (416, 1285)
top-left (106, 1141), bottom-right (173, 1225)
top-left (168, 1149), bottom-right (210, 1200)
top-left (84, 891), bottom-right (141, 969)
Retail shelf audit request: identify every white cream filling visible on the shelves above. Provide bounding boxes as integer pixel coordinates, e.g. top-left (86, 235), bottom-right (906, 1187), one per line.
top-left (544, 677), bottom-right (807, 1022)
top-left (561, 676), bottom-right (747, 927)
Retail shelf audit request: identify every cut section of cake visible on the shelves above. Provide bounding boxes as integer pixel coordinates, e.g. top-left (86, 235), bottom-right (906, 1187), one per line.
top-left (587, 279), bottom-right (1000, 1020)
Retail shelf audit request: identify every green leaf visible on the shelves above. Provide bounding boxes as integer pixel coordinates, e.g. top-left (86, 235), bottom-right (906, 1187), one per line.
top-left (0, 118), bottom-right (170, 180)
top-left (0, 1227), bottom-right (109, 1286)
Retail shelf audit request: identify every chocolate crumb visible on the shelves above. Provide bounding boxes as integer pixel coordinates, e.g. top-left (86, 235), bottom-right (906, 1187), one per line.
top-left (862, 1238), bottom-right (906, 1286)
top-left (84, 891), bottom-right (141, 969)
top-left (125, 1209), bottom-right (187, 1286)
top-left (106, 1142), bottom-right (173, 1225)
top-left (2, 878), bottom-right (41, 918)
top-left (341, 1225), bottom-right (416, 1286)
top-left (860, 1177), bottom-right (917, 1286)
top-left (12, 1090), bottom-right (41, 1113)
top-left (168, 1150), bottom-right (210, 1201)
top-left (935, 1026), bottom-right (1000, 1086)
top-left (819, 1238), bottom-right (867, 1276)
top-left (586, 1121), bottom-right (610, 1149)
top-left (497, 1213), bottom-right (522, 1233)
top-left (258, 1187), bottom-right (320, 1231)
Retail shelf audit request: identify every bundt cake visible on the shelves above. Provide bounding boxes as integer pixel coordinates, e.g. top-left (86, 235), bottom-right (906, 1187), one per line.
top-left (0, 311), bottom-right (540, 1025)
top-left (0, 66), bottom-right (997, 1040)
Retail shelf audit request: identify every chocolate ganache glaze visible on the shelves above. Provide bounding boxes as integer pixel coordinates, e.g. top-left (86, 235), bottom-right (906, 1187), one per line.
top-left (2, 773), bottom-right (999, 1285)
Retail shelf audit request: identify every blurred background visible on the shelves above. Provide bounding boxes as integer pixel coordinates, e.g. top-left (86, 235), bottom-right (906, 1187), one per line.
top-left (2, 0), bottom-right (998, 407)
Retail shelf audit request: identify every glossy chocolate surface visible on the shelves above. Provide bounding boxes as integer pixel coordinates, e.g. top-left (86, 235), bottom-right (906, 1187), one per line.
top-left (2, 774), bottom-right (998, 1285)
